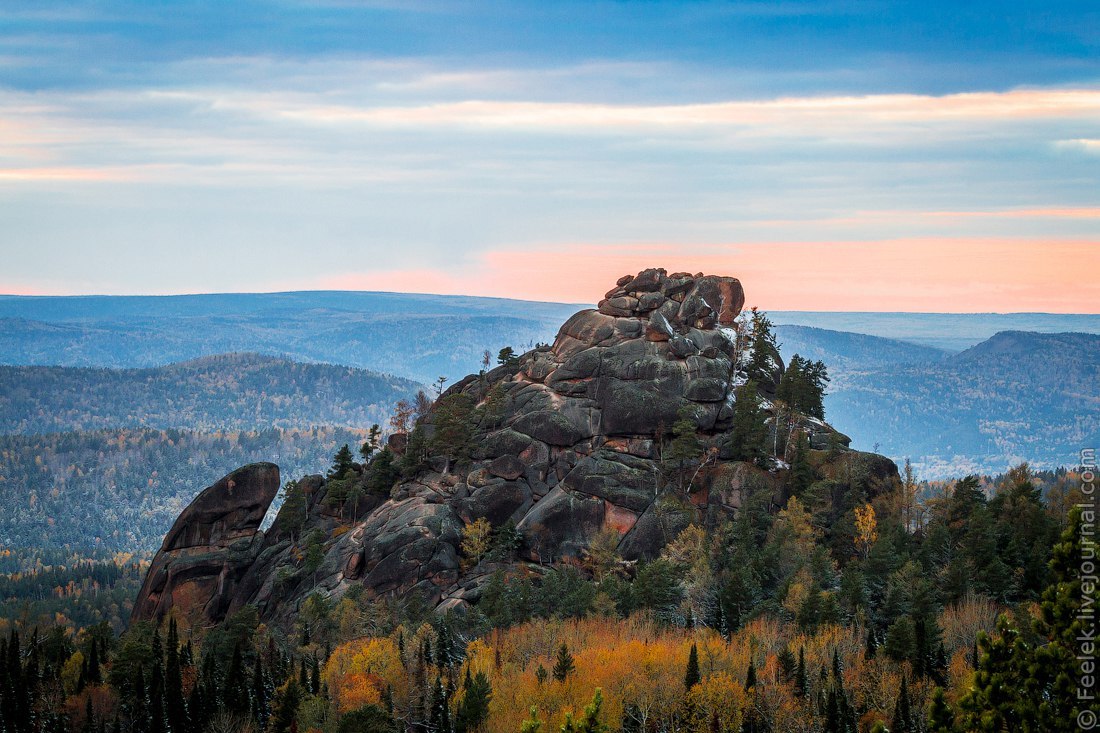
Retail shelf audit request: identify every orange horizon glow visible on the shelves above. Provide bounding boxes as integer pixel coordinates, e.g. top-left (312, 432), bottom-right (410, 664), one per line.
top-left (316, 239), bottom-right (1100, 313)
top-left (5, 239), bottom-right (1097, 314)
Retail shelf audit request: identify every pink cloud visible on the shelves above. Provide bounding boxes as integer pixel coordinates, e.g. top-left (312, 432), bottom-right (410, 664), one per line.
top-left (316, 239), bottom-right (1100, 313)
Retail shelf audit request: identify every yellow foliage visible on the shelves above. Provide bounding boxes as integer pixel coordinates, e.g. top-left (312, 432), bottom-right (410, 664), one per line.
top-left (686, 672), bottom-right (747, 733)
top-left (323, 636), bottom-right (404, 713)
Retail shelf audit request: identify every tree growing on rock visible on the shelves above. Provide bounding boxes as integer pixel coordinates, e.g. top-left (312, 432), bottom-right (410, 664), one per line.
top-left (777, 355), bottom-right (829, 420)
top-left (431, 393), bottom-right (476, 473)
top-left (667, 405), bottom-right (702, 491)
top-left (729, 382), bottom-right (768, 466)
top-left (461, 518), bottom-right (493, 568)
top-left (497, 347), bottom-right (519, 367)
top-left (359, 424), bottom-right (382, 462)
top-left (745, 308), bottom-right (779, 386)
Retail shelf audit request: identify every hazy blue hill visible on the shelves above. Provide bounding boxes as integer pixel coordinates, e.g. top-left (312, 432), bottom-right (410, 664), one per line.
top-left (0, 292), bottom-right (583, 384)
top-left (775, 324), bottom-right (949, 371)
top-left (0, 353), bottom-right (420, 434)
top-left (771, 311), bottom-right (1100, 351)
top-left (827, 331), bottom-right (1100, 478)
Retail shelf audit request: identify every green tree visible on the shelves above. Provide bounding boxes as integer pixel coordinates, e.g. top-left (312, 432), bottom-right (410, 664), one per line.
top-left (776, 354), bottom-right (829, 419)
top-left (560, 689), bottom-right (609, 733)
top-left (552, 643), bottom-right (575, 683)
top-left (497, 347), bottom-right (519, 367)
top-left (359, 424), bottom-right (382, 462)
top-left (336, 705), bottom-right (395, 733)
top-left (667, 405), bottom-right (703, 491)
top-left (729, 382), bottom-right (768, 466)
top-left (684, 642), bottom-right (700, 690)
top-left (269, 678), bottom-right (302, 733)
top-left (455, 668), bottom-right (492, 733)
top-left (366, 448), bottom-right (399, 496)
top-left (329, 444), bottom-right (355, 479)
top-left (520, 707), bottom-right (543, 733)
top-left (278, 480), bottom-right (307, 542)
top-left (431, 393), bottom-right (476, 472)
top-left (745, 308), bottom-right (778, 386)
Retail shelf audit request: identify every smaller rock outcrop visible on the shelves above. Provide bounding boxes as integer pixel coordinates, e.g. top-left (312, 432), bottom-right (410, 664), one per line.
top-left (131, 462), bottom-right (280, 626)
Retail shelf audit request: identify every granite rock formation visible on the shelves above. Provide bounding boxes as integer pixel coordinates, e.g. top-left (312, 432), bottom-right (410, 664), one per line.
top-left (131, 462), bottom-right (280, 626)
top-left (133, 268), bottom-right (897, 628)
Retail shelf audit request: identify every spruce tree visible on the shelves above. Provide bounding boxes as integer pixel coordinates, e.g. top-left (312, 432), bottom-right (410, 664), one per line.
top-left (684, 643), bottom-right (700, 690)
top-left (552, 643), bottom-right (575, 683)
top-left (891, 676), bottom-right (913, 733)
top-left (744, 658), bottom-right (756, 690)
top-left (454, 668), bottom-right (492, 733)
top-left (164, 619), bottom-right (187, 733)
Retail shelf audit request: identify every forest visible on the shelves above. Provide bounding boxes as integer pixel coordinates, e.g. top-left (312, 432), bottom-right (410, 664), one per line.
top-left (0, 354), bottom-right (419, 434)
top-left (0, 427), bottom-right (371, 555)
top-left (0, 456), bottom-right (1090, 732)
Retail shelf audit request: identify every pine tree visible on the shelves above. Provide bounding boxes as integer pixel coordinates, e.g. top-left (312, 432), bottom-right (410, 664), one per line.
top-left (251, 656), bottom-right (269, 730)
top-left (560, 689), bottom-right (609, 733)
top-left (429, 675), bottom-right (451, 733)
top-left (329, 444), bottom-right (355, 478)
top-left (552, 643), bottom-right (575, 683)
top-left (431, 394), bottom-right (476, 472)
top-left (744, 658), bottom-right (756, 690)
top-left (519, 706), bottom-right (542, 733)
top-left (269, 678), bottom-right (302, 733)
top-left (745, 308), bottom-right (778, 385)
top-left (927, 687), bottom-right (955, 732)
top-left (360, 424), bottom-right (382, 462)
top-left (684, 643), bottom-right (700, 690)
top-left (497, 347), bottom-right (518, 367)
top-left (865, 626), bottom-right (878, 659)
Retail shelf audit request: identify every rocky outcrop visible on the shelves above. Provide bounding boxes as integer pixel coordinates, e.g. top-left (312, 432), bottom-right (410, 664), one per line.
top-left (131, 462), bottom-right (280, 626)
top-left (134, 268), bottom-right (898, 629)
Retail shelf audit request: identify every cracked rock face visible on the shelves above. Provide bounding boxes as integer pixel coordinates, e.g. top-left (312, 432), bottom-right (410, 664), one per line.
top-left (134, 268), bottom-right (897, 629)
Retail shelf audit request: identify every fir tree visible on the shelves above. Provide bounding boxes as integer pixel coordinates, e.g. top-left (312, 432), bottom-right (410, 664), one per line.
top-left (667, 405), bottom-right (702, 491)
top-left (269, 678), bottom-right (302, 733)
top-left (744, 658), bottom-right (756, 690)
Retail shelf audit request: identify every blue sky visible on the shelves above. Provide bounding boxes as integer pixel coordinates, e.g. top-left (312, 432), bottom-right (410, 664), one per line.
top-left (1, 1), bottom-right (1098, 310)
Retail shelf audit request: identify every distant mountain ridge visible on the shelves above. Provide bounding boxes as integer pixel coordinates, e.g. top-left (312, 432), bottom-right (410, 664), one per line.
top-left (821, 330), bottom-right (1100, 478)
top-left (0, 353), bottom-right (420, 434)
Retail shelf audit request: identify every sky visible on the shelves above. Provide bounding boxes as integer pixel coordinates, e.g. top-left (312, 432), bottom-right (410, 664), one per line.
top-left (1, 1), bottom-right (1098, 311)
